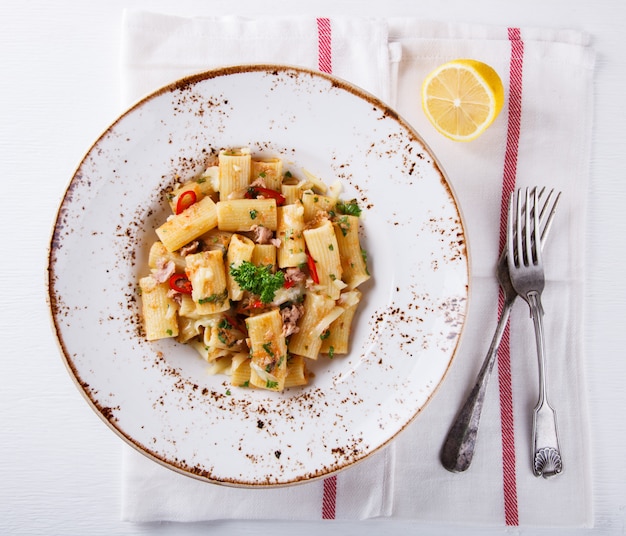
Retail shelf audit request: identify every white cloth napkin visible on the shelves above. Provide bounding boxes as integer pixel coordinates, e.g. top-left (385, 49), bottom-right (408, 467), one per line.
top-left (120, 11), bottom-right (594, 527)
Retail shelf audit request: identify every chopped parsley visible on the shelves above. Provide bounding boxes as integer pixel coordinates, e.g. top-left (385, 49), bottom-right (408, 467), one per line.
top-left (249, 209), bottom-right (258, 220)
top-left (198, 289), bottom-right (228, 305)
top-left (336, 199), bottom-right (362, 217)
top-left (229, 261), bottom-right (285, 303)
top-left (218, 318), bottom-right (233, 330)
top-left (262, 342), bottom-right (275, 357)
top-left (336, 216), bottom-right (351, 237)
top-left (266, 380), bottom-right (279, 389)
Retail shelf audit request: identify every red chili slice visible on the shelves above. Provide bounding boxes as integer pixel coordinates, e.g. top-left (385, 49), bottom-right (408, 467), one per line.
top-left (306, 251), bottom-right (320, 285)
top-left (244, 186), bottom-right (286, 206)
top-left (169, 273), bottom-right (193, 294)
top-left (175, 190), bottom-right (197, 215)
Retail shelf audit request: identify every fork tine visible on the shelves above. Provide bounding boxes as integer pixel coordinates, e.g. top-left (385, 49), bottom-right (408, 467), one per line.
top-left (528, 188), bottom-right (538, 264)
top-left (539, 189), bottom-right (561, 244)
top-left (532, 188), bottom-right (542, 264)
top-left (533, 187), bottom-right (545, 234)
top-left (507, 191), bottom-right (517, 267)
top-left (517, 189), bottom-right (526, 266)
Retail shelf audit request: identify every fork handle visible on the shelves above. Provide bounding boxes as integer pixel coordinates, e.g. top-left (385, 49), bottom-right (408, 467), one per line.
top-left (440, 299), bottom-right (514, 472)
top-left (533, 403), bottom-right (562, 477)
top-left (528, 292), bottom-right (563, 477)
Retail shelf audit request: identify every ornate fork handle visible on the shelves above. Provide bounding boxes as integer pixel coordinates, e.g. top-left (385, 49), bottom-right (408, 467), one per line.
top-left (527, 291), bottom-right (563, 477)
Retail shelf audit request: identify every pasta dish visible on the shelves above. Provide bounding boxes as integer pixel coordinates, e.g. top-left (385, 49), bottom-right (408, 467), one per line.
top-left (139, 147), bottom-right (370, 391)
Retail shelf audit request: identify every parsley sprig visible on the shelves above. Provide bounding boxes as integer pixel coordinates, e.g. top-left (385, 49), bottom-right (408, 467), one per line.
top-left (229, 261), bottom-right (285, 303)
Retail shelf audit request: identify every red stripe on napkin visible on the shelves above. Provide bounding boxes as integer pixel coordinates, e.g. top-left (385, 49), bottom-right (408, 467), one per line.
top-left (497, 27), bottom-right (525, 527)
top-left (322, 475), bottom-right (337, 519)
top-left (316, 18), bottom-right (332, 74)
top-left (318, 17), bottom-right (337, 520)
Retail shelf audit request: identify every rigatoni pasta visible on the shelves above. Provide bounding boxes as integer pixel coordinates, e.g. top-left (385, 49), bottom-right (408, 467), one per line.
top-left (216, 198), bottom-right (277, 232)
top-left (276, 203), bottom-right (306, 268)
top-left (303, 219), bottom-right (344, 300)
top-left (139, 276), bottom-right (179, 341)
top-left (334, 215), bottom-right (371, 290)
top-left (218, 148), bottom-right (251, 200)
top-left (156, 196), bottom-right (218, 252)
top-left (251, 158), bottom-right (283, 191)
top-left (320, 289), bottom-right (362, 356)
top-left (246, 309), bottom-right (288, 391)
top-left (226, 234), bottom-right (255, 301)
top-left (139, 147), bottom-right (370, 391)
top-left (185, 250), bottom-right (230, 315)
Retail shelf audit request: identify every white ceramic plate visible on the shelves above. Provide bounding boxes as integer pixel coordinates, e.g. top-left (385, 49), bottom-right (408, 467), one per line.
top-left (48, 65), bottom-right (468, 486)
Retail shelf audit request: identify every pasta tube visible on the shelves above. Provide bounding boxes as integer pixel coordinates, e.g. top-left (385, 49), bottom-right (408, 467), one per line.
top-left (281, 182), bottom-right (305, 205)
top-left (251, 244), bottom-right (276, 269)
top-left (246, 309), bottom-right (288, 391)
top-left (230, 354), bottom-right (251, 387)
top-left (284, 355), bottom-right (308, 388)
top-left (251, 158), bottom-right (283, 191)
top-left (218, 148), bottom-right (251, 200)
top-left (334, 215), bottom-right (370, 289)
top-left (148, 241), bottom-right (186, 272)
top-left (302, 191), bottom-right (336, 222)
top-left (226, 234), bottom-right (255, 301)
top-left (320, 290), bottom-right (362, 355)
top-left (276, 203), bottom-right (306, 268)
top-left (185, 250), bottom-right (230, 315)
top-left (288, 292), bottom-right (342, 359)
top-left (303, 219), bottom-right (344, 300)
top-left (216, 199), bottom-right (277, 232)
top-left (155, 196), bottom-right (218, 252)
top-left (177, 315), bottom-right (200, 343)
top-left (139, 276), bottom-right (179, 340)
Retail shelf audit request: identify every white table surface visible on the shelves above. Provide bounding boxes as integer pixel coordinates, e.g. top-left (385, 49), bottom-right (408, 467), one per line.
top-left (2, 0), bottom-right (625, 534)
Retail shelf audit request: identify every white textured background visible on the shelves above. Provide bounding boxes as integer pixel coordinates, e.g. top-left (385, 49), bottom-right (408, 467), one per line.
top-left (1, 0), bottom-right (624, 534)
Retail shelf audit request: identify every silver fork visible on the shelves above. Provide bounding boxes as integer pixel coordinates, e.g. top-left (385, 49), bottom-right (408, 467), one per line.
top-left (440, 187), bottom-right (560, 473)
top-left (507, 187), bottom-right (563, 478)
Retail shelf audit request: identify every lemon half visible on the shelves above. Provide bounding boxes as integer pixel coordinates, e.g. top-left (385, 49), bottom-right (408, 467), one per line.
top-left (421, 59), bottom-right (505, 142)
